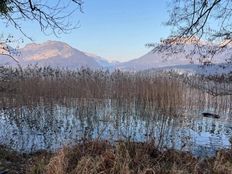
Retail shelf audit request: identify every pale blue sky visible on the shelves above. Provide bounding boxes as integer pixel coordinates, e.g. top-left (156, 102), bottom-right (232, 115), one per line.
top-left (1, 0), bottom-right (171, 62)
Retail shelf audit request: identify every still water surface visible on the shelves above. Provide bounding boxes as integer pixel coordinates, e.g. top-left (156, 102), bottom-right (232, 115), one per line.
top-left (0, 99), bottom-right (231, 156)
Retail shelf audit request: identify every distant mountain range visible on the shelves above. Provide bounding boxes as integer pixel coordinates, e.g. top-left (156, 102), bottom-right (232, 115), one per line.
top-left (0, 41), bottom-right (109, 69)
top-left (0, 40), bottom-right (232, 74)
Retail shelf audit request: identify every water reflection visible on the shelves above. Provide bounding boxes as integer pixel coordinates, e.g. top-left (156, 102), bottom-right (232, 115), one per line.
top-left (0, 99), bottom-right (231, 156)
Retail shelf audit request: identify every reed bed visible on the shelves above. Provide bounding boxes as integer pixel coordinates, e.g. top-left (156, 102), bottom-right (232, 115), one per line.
top-left (0, 66), bottom-right (184, 113)
top-left (0, 65), bottom-right (231, 114)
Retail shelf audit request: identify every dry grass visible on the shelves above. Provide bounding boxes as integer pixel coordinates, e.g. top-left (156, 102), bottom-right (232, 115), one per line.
top-left (1, 140), bottom-right (232, 173)
top-left (0, 65), bottom-right (231, 114)
top-left (0, 145), bottom-right (51, 174)
top-left (38, 141), bottom-right (232, 174)
top-left (0, 66), bottom-right (184, 114)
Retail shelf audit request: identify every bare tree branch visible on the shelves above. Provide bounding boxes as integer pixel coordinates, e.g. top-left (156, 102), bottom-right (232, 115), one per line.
top-left (147, 0), bottom-right (232, 66)
top-left (0, 0), bottom-right (83, 60)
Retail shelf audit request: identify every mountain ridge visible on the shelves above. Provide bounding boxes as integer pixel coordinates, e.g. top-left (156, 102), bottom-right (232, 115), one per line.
top-left (0, 40), bottom-right (112, 69)
top-left (0, 40), bottom-right (232, 74)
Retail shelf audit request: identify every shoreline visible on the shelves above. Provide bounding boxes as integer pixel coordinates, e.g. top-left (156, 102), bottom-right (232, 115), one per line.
top-left (1, 140), bottom-right (232, 174)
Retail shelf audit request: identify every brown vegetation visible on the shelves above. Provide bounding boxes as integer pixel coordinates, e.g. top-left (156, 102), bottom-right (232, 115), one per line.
top-left (1, 66), bottom-right (232, 173)
top-left (0, 66), bottom-right (231, 114)
top-left (0, 66), bottom-right (184, 114)
top-left (1, 140), bottom-right (232, 174)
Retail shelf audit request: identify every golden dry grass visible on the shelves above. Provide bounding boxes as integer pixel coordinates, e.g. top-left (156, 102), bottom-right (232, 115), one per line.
top-left (39, 141), bottom-right (232, 174)
top-left (1, 140), bottom-right (232, 174)
top-left (0, 66), bottom-right (185, 113)
top-left (1, 66), bottom-right (231, 114)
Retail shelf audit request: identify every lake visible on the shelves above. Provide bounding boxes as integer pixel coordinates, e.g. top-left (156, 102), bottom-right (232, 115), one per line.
top-left (0, 99), bottom-right (231, 157)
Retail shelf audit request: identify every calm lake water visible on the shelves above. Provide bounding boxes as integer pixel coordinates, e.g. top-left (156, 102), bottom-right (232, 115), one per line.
top-left (0, 99), bottom-right (232, 156)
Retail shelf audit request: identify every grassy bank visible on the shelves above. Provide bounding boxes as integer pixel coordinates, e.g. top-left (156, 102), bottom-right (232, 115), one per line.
top-left (1, 140), bottom-right (232, 174)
